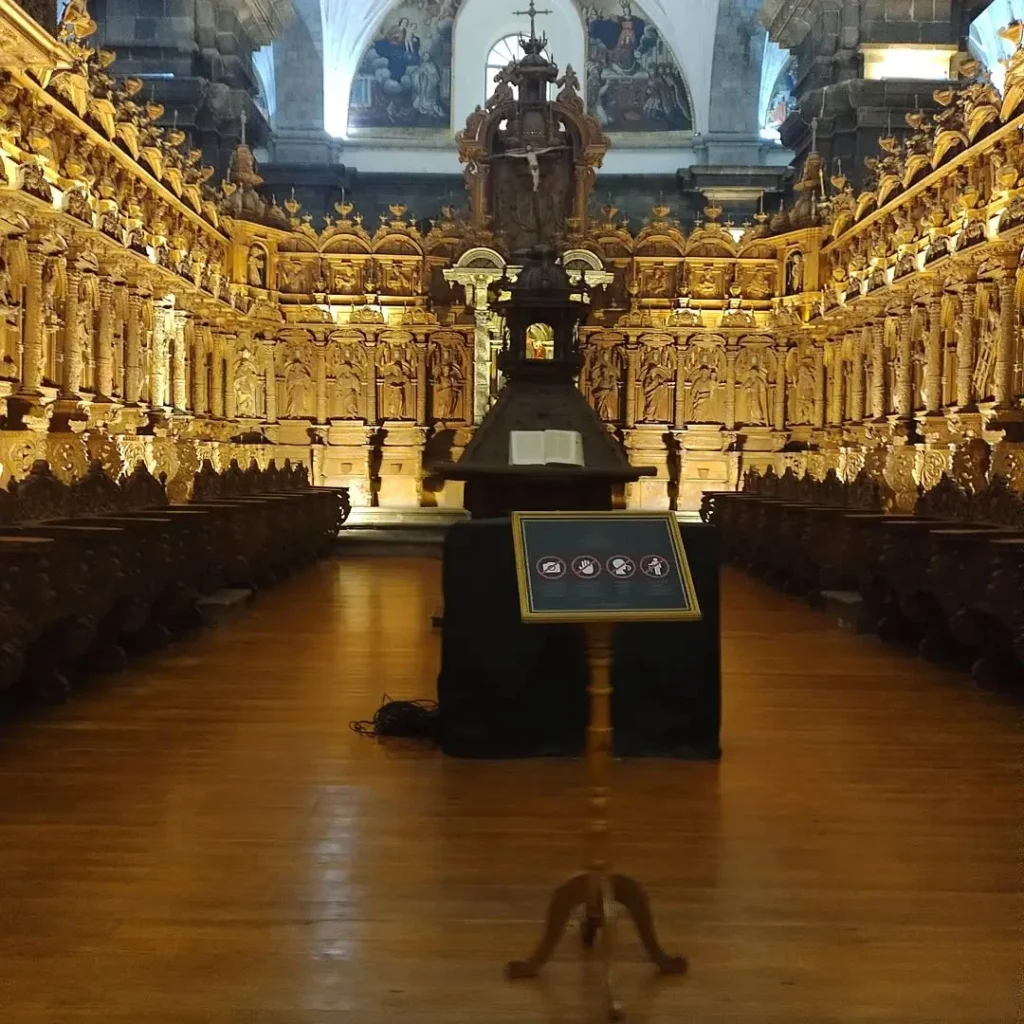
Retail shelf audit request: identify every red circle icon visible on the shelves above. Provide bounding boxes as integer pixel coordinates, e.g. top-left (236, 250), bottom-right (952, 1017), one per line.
top-left (606, 555), bottom-right (636, 579)
top-left (536, 556), bottom-right (566, 580)
top-left (641, 554), bottom-right (671, 579)
top-left (572, 555), bottom-right (602, 579)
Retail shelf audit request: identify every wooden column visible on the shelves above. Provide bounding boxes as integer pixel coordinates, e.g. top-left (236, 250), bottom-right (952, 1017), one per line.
top-left (20, 246), bottom-right (46, 393)
top-left (193, 324), bottom-right (208, 415)
top-left (826, 341), bottom-right (841, 425)
top-left (262, 337), bottom-right (278, 422)
top-left (773, 343), bottom-right (787, 430)
top-left (896, 307), bottom-right (914, 418)
top-left (955, 286), bottom-right (975, 408)
top-left (813, 343), bottom-right (826, 428)
top-left (624, 341), bottom-right (640, 427)
top-left (172, 311), bottom-right (188, 411)
top-left (925, 293), bottom-right (942, 413)
top-left (850, 329), bottom-right (866, 423)
top-left (366, 339), bottom-right (378, 424)
top-left (995, 274), bottom-right (1016, 407)
top-left (95, 277), bottom-right (115, 401)
top-left (724, 347), bottom-right (738, 430)
top-left (125, 287), bottom-right (145, 405)
top-left (870, 321), bottom-right (885, 419)
top-left (60, 259), bottom-right (82, 398)
top-left (224, 335), bottom-right (237, 420)
top-left (414, 336), bottom-right (429, 425)
top-left (315, 340), bottom-right (328, 425)
top-left (150, 303), bottom-right (169, 408)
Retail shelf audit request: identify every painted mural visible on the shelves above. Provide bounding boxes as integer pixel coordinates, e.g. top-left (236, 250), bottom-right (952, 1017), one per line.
top-left (578, 0), bottom-right (692, 133)
top-left (348, 0), bottom-right (464, 130)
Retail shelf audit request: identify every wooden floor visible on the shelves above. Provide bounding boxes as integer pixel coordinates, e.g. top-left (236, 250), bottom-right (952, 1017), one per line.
top-left (0, 558), bottom-right (1018, 1023)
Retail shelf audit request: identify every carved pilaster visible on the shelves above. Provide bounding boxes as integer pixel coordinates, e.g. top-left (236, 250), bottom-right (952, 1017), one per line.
top-left (827, 340), bottom-right (843, 426)
top-left (150, 303), bottom-right (170, 409)
top-left (995, 273), bottom-right (1016, 407)
top-left (773, 343), bottom-right (787, 430)
top-left (224, 335), bottom-right (238, 420)
top-left (315, 340), bottom-right (328, 425)
top-left (955, 285), bottom-right (975, 409)
top-left (414, 335), bottom-right (428, 425)
top-left (262, 338), bottom-right (277, 422)
top-left (896, 307), bottom-right (914, 418)
top-left (473, 309), bottom-right (492, 425)
top-left (20, 246), bottom-right (46, 394)
top-left (193, 324), bottom-right (209, 415)
top-left (60, 260), bottom-right (82, 399)
top-left (813, 343), bottom-right (825, 428)
top-left (925, 293), bottom-right (942, 414)
top-left (365, 340), bottom-right (378, 424)
top-left (125, 287), bottom-right (146, 405)
top-left (172, 311), bottom-right (189, 412)
top-left (724, 347), bottom-right (738, 430)
top-left (674, 337), bottom-right (687, 427)
top-left (850, 329), bottom-right (866, 423)
top-left (624, 341), bottom-right (640, 427)
top-left (210, 331), bottom-right (225, 418)
top-left (870, 320), bottom-right (885, 419)
top-left (95, 277), bottom-right (115, 401)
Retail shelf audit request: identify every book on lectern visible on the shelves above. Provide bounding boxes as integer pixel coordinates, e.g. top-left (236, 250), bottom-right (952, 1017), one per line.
top-left (509, 430), bottom-right (584, 467)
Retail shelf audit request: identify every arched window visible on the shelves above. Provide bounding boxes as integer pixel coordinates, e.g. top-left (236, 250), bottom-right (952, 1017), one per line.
top-left (485, 34), bottom-right (553, 104)
top-left (969, 0), bottom-right (1024, 93)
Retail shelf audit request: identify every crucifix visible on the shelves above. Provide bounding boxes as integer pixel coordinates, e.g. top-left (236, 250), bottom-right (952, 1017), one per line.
top-left (493, 143), bottom-right (569, 193)
top-left (513, 0), bottom-right (552, 40)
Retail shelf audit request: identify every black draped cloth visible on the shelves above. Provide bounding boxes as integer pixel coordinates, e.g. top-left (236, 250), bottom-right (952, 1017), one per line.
top-left (437, 519), bottom-right (721, 759)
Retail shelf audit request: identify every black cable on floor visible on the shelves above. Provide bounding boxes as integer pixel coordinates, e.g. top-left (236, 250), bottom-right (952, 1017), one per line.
top-left (350, 694), bottom-right (440, 741)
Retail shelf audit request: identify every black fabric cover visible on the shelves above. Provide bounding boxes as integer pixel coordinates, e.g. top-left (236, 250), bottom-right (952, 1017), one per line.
top-left (436, 519), bottom-right (721, 759)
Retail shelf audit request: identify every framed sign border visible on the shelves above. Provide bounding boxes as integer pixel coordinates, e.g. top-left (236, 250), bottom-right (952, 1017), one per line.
top-left (511, 510), bottom-right (703, 624)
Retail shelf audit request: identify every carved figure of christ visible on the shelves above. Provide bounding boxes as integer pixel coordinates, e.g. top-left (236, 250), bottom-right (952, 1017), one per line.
top-left (494, 144), bottom-right (569, 193)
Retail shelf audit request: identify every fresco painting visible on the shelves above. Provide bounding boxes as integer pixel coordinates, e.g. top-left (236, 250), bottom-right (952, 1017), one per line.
top-left (348, 0), bottom-right (463, 130)
top-left (579, 1), bottom-right (692, 133)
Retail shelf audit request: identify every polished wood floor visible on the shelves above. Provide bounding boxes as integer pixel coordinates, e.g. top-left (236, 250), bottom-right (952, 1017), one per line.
top-left (0, 557), bottom-right (1018, 1023)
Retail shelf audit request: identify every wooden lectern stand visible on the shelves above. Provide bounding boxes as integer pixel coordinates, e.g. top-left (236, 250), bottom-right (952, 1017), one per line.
top-left (508, 511), bottom-right (703, 1021)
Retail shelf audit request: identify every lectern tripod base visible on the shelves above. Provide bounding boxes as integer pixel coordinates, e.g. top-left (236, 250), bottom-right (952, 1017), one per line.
top-left (506, 623), bottom-right (687, 1021)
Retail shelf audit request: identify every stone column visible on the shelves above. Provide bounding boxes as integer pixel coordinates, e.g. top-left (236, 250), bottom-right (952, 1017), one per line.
top-left (95, 277), bottom-right (115, 401)
top-left (172, 311), bottom-right (188, 411)
top-left (473, 308), bottom-right (491, 424)
top-left (315, 340), bottom-right (328, 425)
top-left (19, 246), bottom-right (46, 394)
top-left (125, 287), bottom-right (145, 405)
top-left (896, 307), bottom-right (914, 417)
top-left (624, 341), bottom-right (640, 427)
top-left (925, 293), bottom-right (942, 413)
top-left (414, 335), bottom-right (429, 424)
top-left (850, 330), bottom-right (865, 422)
top-left (193, 324), bottom-right (208, 415)
top-left (870, 320), bottom-right (885, 419)
top-left (262, 337), bottom-right (278, 421)
top-left (724, 347), bottom-right (738, 430)
top-left (773, 343), bottom-right (787, 430)
top-left (60, 259), bottom-right (82, 398)
top-left (813, 343), bottom-right (826, 428)
top-left (955, 287), bottom-right (975, 408)
top-left (210, 331), bottom-right (225, 417)
top-left (995, 274), bottom-right (1016, 407)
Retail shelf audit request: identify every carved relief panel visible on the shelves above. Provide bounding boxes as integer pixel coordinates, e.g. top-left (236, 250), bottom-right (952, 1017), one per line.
top-left (636, 336), bottom-right (676, 424)
top-left (688, 262), bottom-right (728, 300)
top-left (276, 331), bottom-right (316, 418)
top-left (681, 342), bottom-right (726, 424)
top-left (377, 331), bottom-right (415, 421)
top-left (582, 334), bottom-right (625, 424)
top-left (787, 342), bottom-right (818, 426)
top-left (328, 330), bottom-right (368, 420)
top-left (735, 346), bottom-right (776, 426)
top-left (232, 342), bottom-right (263, 418)
top-left (429, 332), bottom-right (468, 423)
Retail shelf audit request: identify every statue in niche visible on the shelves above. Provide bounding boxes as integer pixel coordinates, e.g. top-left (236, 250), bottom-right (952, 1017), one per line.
top-left (380, 344), bottom-right (413, 420)
top-left (247, 246), bottom-right (267, 288)
top-left (233, 345), bottom-right (260, 417)
top-left (785, 250), bottom-right (804, 295)
top-left (283, 354), bottom-right (314, 417)
top-left (973, 303), bottom-right (999, 400)
top-left (432, 346), bottom-right (464, 421)
top-left (587, 348), bottom-right (620, 421)
top-left (557, 64), bottom-right (582, 107)
top-left (41, 259), bottom-right (59, 327)
top-left (335, 262), bottom-right (361, 294)
top-left (741, 357), bottom-right (770, 425)
top-left (687, 362), bottom-right (719, 423)
top-left (278, 260), bottom-right (305, 293)
top-left (794, 356), bottom-right (816, 424)
top-left (335, 350), bottom-right (364, 419)
top-left (639, 347), bottom-right (674, 422)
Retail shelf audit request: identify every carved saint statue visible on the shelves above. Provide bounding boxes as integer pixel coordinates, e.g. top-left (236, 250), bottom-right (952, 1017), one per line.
top-left (335, 353), bottom-right (363, 419)
top-left (640, 348), bottom-right (674, 422)
top-left (741, 358), bottom-right (770, 425)
top-left (283, 355), bottom-right (313, 417)
top-left (380, 345), bottom-right (413, 420)
top-left (785, 250), bottom-right (804, 295)
top-left (588, 350), bottom-right (619, 422)
top-left (233, 346), bottom-right (259, 417)
top-left (335, 262), bottom-right (361, 294)
top-left (794, 356), bottom-right (816, 424)
top-left (247, 246), bottom-right (266, 288)
top-left (433, 347), bottom-right (464, 420)
top-left (973, 304), bottom-right (1000, 400)
top-left (688, 364), bottom-right (717, 422)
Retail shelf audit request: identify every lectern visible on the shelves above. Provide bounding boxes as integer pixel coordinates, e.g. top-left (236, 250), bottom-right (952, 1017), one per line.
top-left (507, 510), bottom-right (702, 1022)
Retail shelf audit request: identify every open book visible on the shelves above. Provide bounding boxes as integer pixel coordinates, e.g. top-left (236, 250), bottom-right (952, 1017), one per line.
top-left (509, 430), bottom-right (584, 467)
